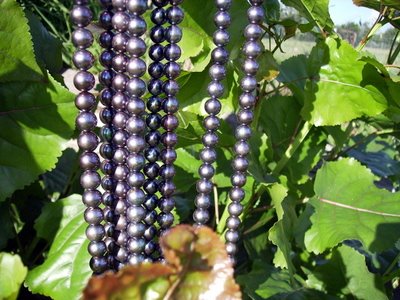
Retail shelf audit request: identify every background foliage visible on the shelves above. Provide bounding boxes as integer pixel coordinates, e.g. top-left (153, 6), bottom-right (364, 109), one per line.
top-left (0, 0), bottom-right (400, 299)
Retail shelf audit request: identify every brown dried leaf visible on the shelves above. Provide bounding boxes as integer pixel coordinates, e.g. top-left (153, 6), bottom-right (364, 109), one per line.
top-left (83, 264), bottom-right (174, 300)
top-left (161, 225), bottom-right (242, 300)
top-left (83, 225), bottom-right (241, 300)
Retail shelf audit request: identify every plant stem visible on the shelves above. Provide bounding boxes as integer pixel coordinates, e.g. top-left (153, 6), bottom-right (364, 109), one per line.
top-left (272, 121), bottom-right (313, 176)
top-left (356, 7), bottom-right (387, 51)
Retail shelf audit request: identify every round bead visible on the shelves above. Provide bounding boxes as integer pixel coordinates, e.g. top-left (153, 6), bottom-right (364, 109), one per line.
top-left (99, 143), bottom-right (114, 159)
top-left (232, 157), bottom-right (249, 172)
top-left (202, 132), bottom-right (219, 147)
top-left (209, 64), bottom-right (226, 81)
top-left (244, 24), bottom-right (263, 40)
top-left (195, 194), bottom-right (211, 208)
top-left (112, 33), bottom-right (129, 52)
top-left (145, 195), bottom-right (158, 210)
top-left (158, 212), bottom-right (174, 228)
top-left (127, 222), bottom-right (146, 237)
top-left (229, 187), bottom-right (245, 202)
top-left (225, 230), bottom-right (240, 243)
top-left (143, 163), bottom-right (159, 179)
top-left (148, 62), bottom-right (164, 78)
top-left (90, 257), bottom-right (108, 273)
top-left (213, 29), bottom-right (230, 46)
top-left (128, 16), bottom-right (147, 35)
top-left (238, 109), bottom-right (254, 124)
top-left (128, 254), bottom-right (145, 265)
top-left (159, 181), bottom-right (176, 196)
top-left (112, 92), bottom-right (127, 110)
top-left (126, 78), bottom-right (146, 96)
top-left (127, 58), bottom-right (147, 77)
top-left (84, 207), bottom-right (103, 224)
top-left (162, 115), bottom-right (179, 131)
top-left (150, 26), bottom-right (165, 43)
top-left (70, 5), bottom-right (92, 27)
top-left (211, 47), bottom-right (229, 63)
top-left (112, 0), bottom-right (126, 10)
top-left (235, 125), bottom-right (252, 140)
top-left (128, 172), bottom-right (145, 187)
top-left (193, 209), bottom-right (210, 224)
top-left (199, 164), bottom-right (215, 179)
top-left (226, 242), bottom-right (238, 255)
top-left (166, 25), bottom-right (182, 43)
top-left (144, 180), bottom-right (158, 194)
top-left (74, 71), bottom-right (95, 91)
top-left (99, 69), bottom-right (114, 87)
top-left (215, 11), bottom-right (231, 28)
top-left (163, 97), bottom-right (179, 113)
top-left (76, 111), bottom-right (97, 131)
top-left (239, 92), bottom-right (256, 107)
top-left (127, 154), bottom-right (145, 170)
top-left (127, 97), bottom-right (145, 115)
top-left (205, 98), bottom-right (222, 115)
top-left (127, 37), bottom-right (147, 57)
top-left (159, 165), bottom-right (175, 179)
top-left (73, 50), bottom-right (94, 69)
top-left (234, 141), bottom-right (250, 156)
top-left (160, 149), bottom-right (177, 164)
top-left (112, 54), bottom-right (127, 72)
top-left (144, 147), bottom-right (160, 162)
top-left (113, 148), bottom-right (128, 163)
top-left (247, 6), bottom-right (265, 24)
top-left (126, 116), bottom-right (146, 134)
top-left (99, 50), bottom-right (114, 68)
top-left (114, 165), bottom-right (129, 180)
top-left (128, 238), bottom-right (146, 252)
top-left (166, 6), bottom-right (184, 24)
top-left (146, 132), bottom-right (161, 146)
top-left (196, 179), bottom-right (213, 194)
top-left (216, 0), bottom-right (232, 10)
top-left (75, 92), bottom-right (95, 110)
top-left (151, 8), bottom-right (166, 25)
top-left (127, 188), bottom-right (145, 205)
top-left (80, 151), bottom-right (100, 170)
top-left (82, 190), bottom-right (102, 207)
top-left (113, 111), bottom-right (128, 129)
top-left (200, 148), bottom-right (216, 163)
top-left (164, 62), bottom-right (180, 79)
top-left (226, 216), bottom-right (241, 230)
top-left (88, 241), bottom-right (107, 257)
top-left (231, 172), bottom-right (246, 187)
top-left (112, 11), bottom-right (129, 32)
top-left (243, 59), bottom-right (259, 75)
top-left (243, 41), bottom-right (262, 58)
top-left (127, 0), bottom-right (147, 15)
top-left (78, 132), bottom-right (98, 151)
top-left (99, 31), bottom-right (113, 48)
top-left (127, 135), bottom-right (146, 152)
top-left (127, 206), bottom-right (146, 222)
top-left (164, 44), bottom-right (181, 61)
top-left (115, 182), bottom-right (129, 198)
top-left (86, 224), bottom-right (105, 241)
top-left (149, 44), bottom-right (164, 61)
top-left (144, 210), bottom-right (157, 225)
top-left (72, 28), bottom-right (93, 48)
top-left (228, 202), bottom-right (243, 216)
top-left (159, 197), bottom-right (175, 212)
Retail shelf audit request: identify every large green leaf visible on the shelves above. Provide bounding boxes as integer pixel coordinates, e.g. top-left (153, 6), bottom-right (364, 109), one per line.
top-left (0, 0), bottom-right (44, 82)
top-left (307, 245), bottom-right (388, 299)
top-left (302, 38), bottom-right (388, 126)
top-left (0, 252), bottom-right (27, 300)
top-left (281, 0), bottom-right (334, 32)
top-left (0, 2), bottom-right (75, 202)
top-left (305, 158), bottom-right (400, 254)
top-left (83, 225), bottom-right (241, 300)
top-left (25, 195), bottom-right (91, 300)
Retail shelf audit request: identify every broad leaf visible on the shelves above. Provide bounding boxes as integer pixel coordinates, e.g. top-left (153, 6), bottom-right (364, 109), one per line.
top-left (281, 0), bottom-right (334, 32)
top-left (0, 252), bottom-right (27, 300)
top-left (0, 71), bottom-right (75, 202)
top-left (307, 245), bottom-right (388, 299)
top-left (305, 158), bottom-right (400, 254)
top-left (0, 0), bottom-right (44, 82)
top-left (84, 225), bottom-right (241, 300)
top-left (302, 38), bottom-right (388, 126)
top-left (25, 195), bottom-right (91, 300)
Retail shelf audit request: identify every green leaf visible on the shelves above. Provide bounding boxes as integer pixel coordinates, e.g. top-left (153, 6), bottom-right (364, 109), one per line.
top-left (83, 225), bottom-right (241, 300)
top-left (281, 0), bottom-right (334, 32)
top-left (268, 184), bottom-right (296, 273)
top-left (306, 245), bottom-right (388, 299)
top-left (25, 11), bottom-right (63, 76)
top-left (302, 38), bottom-right (388, 126)
top-left (0, 202), bottom-right (14, 250)
top-left (0, 252), bottom-right (27, 300)
top-left (237, 260), bottom-right (333, 300)
top-left (305, 158), bottom-right (400, 254)
top-left (0, 71), bottom-right (75, 202)
top-left (0, 0), bottom-right (44, 82)
top-left (25, 195), bottom-right (91, 300)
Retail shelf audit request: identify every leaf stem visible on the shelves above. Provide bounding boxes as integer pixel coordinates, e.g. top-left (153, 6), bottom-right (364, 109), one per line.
top-left (272, 121), bottom-right (313, 176)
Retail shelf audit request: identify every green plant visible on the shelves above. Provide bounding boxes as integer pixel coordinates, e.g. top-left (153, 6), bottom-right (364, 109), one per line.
top-left (1, 0), bottom-right (400, 299)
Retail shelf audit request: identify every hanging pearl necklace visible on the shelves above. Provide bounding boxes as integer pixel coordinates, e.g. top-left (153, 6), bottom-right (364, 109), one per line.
top-left (224, 0), bottom-right (264, 262)
top-left (71, 0), bottom-right (108, 274)
top-left (72, 0), bottom-right (264, 272)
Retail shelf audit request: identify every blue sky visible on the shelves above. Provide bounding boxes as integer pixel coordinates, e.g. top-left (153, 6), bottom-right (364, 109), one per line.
top-left (329, 0), bottom-right (380, 24)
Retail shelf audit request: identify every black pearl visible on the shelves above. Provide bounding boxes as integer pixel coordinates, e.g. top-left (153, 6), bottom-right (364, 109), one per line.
top-left (164, 44), bottom-right (181, 61)
top-left (99, 50), bottom-right (114, 68)
top-left (83, 190), bottom-right (102, 207)
top-left (147, 96), bottom-right (162, 112)
top-left (216, 0), bottom-right (232, 10)
top-left (166, 25), bottom-right (182, 43)
top-left (166, 6), bottom-right (184, 24)
top-left (149, 44), bottom-right (164, 61)
top-left (90, 257), bottom-right (108, 273)
top-left (126, 78), bottom-right (146, 96)
top-left (127, 0), bottom-right (147, 15)
top-left (146, 131), bottom-right (161, 146)
top-left (205, 98), bottom-right (222, 115)
top-left (99, 31), bottom-right (113, 48)
top-left (88, 241), bottom-right (107, 257)
top-left (74, 71), bottom-right (95, 91)
top-left (72, 28), bottom-right (93, 48)
top-left (76, 111), bottom-right (97, 131)
top-left (75, 92), bottom-right (96, 110)
top-left (127, 58), bottom-right (146, 77)
top-left (150, 26), bottom-right (165, 43)
top-left (112, 11), bottom-right (129, 32)
top-left (193, 210), bottom-right (210, 224)
top-left (80, 151), bottom-right (100, 170)
top-left (247, 6), bottom-right (265, 24)
top-left (78, 132), bottom-right (98, 151)
top-left (128, 16), bottom-right (147, 35)
top-left (151, 8), bottom-right (166, 25)
top-left (215, 11), bottom-right (231, 28)
top-left (99, 11), bottom-right (113, 30)
top-left (71, 5), bottom-right (92, 27)
top-left (73, 50), bottom-right (94, 69)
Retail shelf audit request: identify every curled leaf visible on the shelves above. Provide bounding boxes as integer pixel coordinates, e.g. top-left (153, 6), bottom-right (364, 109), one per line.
top-left (83, 225), bottom-right (241, 300)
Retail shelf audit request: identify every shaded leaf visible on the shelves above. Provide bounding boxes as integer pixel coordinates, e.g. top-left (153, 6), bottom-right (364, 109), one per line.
top-left (0, 71), bottom-right (75, 202)
top-left (307, 245), bottom-right (388, 299)
top-left (305, 158), bottom-right (400, 254)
